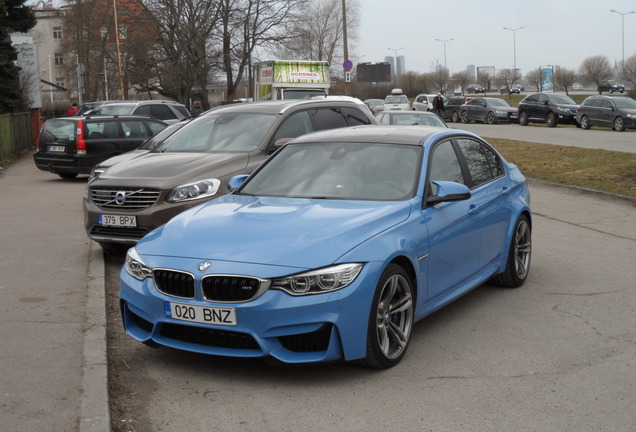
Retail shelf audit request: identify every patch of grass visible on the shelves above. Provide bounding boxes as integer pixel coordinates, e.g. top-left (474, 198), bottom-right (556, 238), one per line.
top-left (487, 138), bottom-right (636, 198)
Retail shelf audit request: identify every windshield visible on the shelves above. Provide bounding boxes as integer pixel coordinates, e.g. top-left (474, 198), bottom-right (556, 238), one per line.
top-left (547, 94), bottom-right (577, 105)
top-left (154, 112), bottom-right (277, 153)
top-left (488, 99), bottom-right (513, 107)
top-left (385, 95), bottom-right (409, 104)
top-left (239, 142), bottom-right (422, 201)
top-left (613, 98), bottom-right (636, 109)
top-left (138, 121), bottom-right (189, 150)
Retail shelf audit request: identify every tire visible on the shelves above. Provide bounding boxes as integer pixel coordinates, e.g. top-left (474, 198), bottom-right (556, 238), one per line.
top-left (451, 110), bottom-right (460, 123)
top-left (486, 111), bottom-right (496, 124)
top-left (358, 263), bottom-right (414, 369)
top-left (57, 172), bottom-right (78, 179)
top-left (492, 215), bottom-right (531, 288)
top-left (518, 111), bottom-right (529, 126)
top-left (580, 115), bottom-right (590, 130)
top-left (613, 116), bottom-right (625, 132)
top-left (546, 112), bottom-right (557, 128)
top-left (461, 111), bottom-right (469, 123)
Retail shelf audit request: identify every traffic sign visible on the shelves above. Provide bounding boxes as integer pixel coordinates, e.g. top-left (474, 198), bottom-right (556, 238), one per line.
top-left (343, 60), bottom-right (353, 71)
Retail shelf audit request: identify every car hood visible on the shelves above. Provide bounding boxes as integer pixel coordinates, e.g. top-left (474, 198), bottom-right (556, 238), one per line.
top-left (137, 194), bottom-right (412, 269)
top-left (95, 151), bottom-right (252, 186)
top-left (97, 149), bottom-right (149, 168)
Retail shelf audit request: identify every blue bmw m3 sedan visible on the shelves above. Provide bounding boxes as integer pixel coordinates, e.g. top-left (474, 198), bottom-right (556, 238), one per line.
top-left (120, 125), bottom-right (532, 368)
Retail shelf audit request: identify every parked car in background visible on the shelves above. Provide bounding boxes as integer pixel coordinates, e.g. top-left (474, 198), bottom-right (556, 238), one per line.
top-left (466, 84), bottom-right (485, 94)
top-left (74, 100), bottom-right (109, 116)
top-left (33, 115), bottom-right (168, 179)
top-left (88, 118), bottom-right (194, 181)
top-left (598, 80), bottom-right (625, 94)
top-left (443, 96), bottom-right (474, 122)
top-left (576, 95), bottom-right (636, 131)
top-left (86, 100), bottom-right (191, 124)
top-left (499, 85), bottom-right (522, 94)
top-left (120, 125), bottom-right (532, 368)
top-left (412, 94), bottom-right (435, 111)
top-left (383, 93), bottom-right (410, 111)
top-left (517, 93), bottom-right (579, 127)
top-left (376, 111), bottom-right (448, 127)
top-left (460, 97), bottom-right (518, 124)
top-left (84, 98), bottom-right (379, 254)
top-left (364, 98), bottom-right (385, 115)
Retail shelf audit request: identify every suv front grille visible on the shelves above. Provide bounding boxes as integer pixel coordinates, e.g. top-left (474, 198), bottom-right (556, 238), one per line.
top-left (90, 187), bottom-right (161, 210)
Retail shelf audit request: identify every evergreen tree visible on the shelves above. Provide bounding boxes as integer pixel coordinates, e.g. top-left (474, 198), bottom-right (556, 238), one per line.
top-left (0, 0), bottom-right (36, 114)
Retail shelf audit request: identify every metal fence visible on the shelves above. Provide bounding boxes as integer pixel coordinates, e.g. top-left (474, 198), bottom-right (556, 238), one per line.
top-left (0, 112), bottom-right (34, 166)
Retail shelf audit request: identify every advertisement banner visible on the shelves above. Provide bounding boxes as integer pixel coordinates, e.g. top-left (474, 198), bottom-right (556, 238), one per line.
top-left (541, 67), bottom-right (554, 92)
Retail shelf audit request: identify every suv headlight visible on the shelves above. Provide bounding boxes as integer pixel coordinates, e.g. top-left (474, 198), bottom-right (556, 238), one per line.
top-left (89, 166), bottom-right (108, 182)
top-left (125, 247), bottom-right (153, 280)
top-left (166, 178), bottom-right (221, 203)
top-left (272, 263), bottom-right (363, 296)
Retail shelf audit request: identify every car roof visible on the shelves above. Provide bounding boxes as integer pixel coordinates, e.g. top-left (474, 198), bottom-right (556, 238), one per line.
top-left (289, 125), bottom-right (463, 146)
top-left (48, 115), bottom-right (165, 122)
top-left (99, 100), bottom-right (184, 107)
top-left (200, 98), bottom-right (368, 116)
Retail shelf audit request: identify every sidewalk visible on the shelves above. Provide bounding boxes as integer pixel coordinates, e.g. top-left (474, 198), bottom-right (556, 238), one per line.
top-left (0, 153), bottom-right (109, 432)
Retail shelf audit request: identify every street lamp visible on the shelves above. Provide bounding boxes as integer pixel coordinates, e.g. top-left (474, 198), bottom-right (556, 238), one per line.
top-left (610, 9), bottom-right (636, 69)
top-left (387, 47), bottom-right (403, 84)
top-left (503, 26), bottom-right (524, 72)
top-left (434, 38), bottom-right (453, 71)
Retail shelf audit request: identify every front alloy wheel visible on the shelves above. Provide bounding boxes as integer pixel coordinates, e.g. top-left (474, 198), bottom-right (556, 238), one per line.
top-left (359, 264), bottom-right (414, 369)
top-left (546, 112), bottom-right (557, 127)
top-left (461, 111), bottom-right (469, 123)
top-left (613, 116), bottom-right (625, 132)
top-left (492, 215), bottom-right (531, 288)
top-left (486, 112), bottom-right (496, 124)
top-left (518, 111), bottom-right (529, 126)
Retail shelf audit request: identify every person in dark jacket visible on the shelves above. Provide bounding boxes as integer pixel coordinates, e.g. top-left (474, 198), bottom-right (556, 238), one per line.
top-left (433, 93), bottom-right (445, 118)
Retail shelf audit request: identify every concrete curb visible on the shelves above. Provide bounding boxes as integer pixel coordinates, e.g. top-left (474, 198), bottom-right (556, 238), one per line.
top-left (80, 241), bottom-right (110, 431)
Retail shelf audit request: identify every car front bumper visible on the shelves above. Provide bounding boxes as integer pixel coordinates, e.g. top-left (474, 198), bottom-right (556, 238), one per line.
top-left (120, 258), bottom-right (385, 364)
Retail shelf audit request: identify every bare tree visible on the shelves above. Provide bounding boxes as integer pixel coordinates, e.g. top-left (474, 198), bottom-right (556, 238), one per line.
top-left (216, 0), bottom-right (307, 101)
top-left (476, 71), bottom-right (491, 95)
top-left (397, 71), bottom-right (420, 98)
top-left (451, 70), bottom-right (471, 95)
top-left (579, 55), bottom-right (613, 94)
top-left (273, 0), bottom-right (358, 70)
top-left (495, 68), bottom-right (521, 97)
top-left (620, 54), bottom-right (636, 87)
top-left (525, 69), bottom-right (541, 92)
top-left (433, 69), bottom-right (449, 93)
top-left (553, 68), bottom-right (577, 95)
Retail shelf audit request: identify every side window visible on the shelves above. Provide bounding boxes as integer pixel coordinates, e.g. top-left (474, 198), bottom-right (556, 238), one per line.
top-left (341, 107), bottom-right (372, 126)
top-left (148, 105), bottom-right (177, 121)
top-left (600, 99), bottom-right (613, 109)
top-left (378, 114), bottom-right (390, 125)
top-left (525, 94), bottom-right (538, 103)
top-left (147, 121), bottom-right (167, 135)
top-left (456, 138), bottom-right (503, 187)
top-left (135, 106), bottom-right (151, 117)
top-left (121, 120), bottom-right (150, 138)
top-left (312, 108), bottom-right (349, 130)
top-left (272, 110), bottom-right (314, 143)
top-left (84, 121), bottom-right (120, 139)
top-left (429, 140), bottom-right (464, 184)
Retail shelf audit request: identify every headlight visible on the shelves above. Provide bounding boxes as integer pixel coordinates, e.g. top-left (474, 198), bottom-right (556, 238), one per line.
top-left (272, 263), bottom-right (363, 296)
top-left (166, 178), bottom-right (221, 203)
top-left (89, 166), bottom-right (108, 182)
top-left (125, 247), bottom-right (153, 280)
top-left (627, 113), bottom-right (636, 119)
top-left (556, 107), bottom-right (572, 114)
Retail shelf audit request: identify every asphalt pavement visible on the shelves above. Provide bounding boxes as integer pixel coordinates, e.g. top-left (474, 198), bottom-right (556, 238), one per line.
top-left (0, 154), bottom-right (109, 432)
top-left (1, 146), bottom-right (634, 431)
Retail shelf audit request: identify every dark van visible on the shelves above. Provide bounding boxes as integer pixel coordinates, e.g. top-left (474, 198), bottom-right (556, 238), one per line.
top-left (34, 115), bottom-right (168, 179)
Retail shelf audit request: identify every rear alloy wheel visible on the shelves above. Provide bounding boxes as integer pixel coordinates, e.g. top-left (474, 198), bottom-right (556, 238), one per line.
top-left (486, 112), bottom-right (496, 124)
top-left (518, 111), bottom-right (529, 126)
top-left (613, 116), bottom-right (625, 132)
top-left (359, 264), bottom-right (414, 369)
top-left (546, 112), bottom-right (557, 127)
top-left (492, 215), bottom-right (532, 288)
top-left (580, 115), bottom-right (590, 129)
top-left (461, 111), bottom-right (469, 123)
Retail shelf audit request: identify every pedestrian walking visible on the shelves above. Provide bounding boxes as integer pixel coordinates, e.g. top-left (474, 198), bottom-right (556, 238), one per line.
top-left (433, 93), bottom-right (445, 118)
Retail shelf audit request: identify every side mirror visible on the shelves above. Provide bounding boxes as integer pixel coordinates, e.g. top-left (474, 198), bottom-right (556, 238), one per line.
top-left (427, 180), bottom-right (471, 205)
top-left (227, 174), bottom-right (250, 192)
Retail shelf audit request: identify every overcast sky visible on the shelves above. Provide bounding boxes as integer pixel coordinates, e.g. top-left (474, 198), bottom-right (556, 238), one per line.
top-left (353, 0), bottom-right (636, 75)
